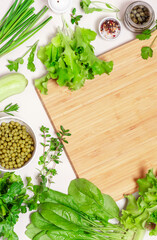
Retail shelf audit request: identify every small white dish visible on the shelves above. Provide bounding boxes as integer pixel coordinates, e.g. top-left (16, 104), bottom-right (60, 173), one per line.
top-left (48, 0), bottom-right (72, 14)
top-left (99, 17), bottom-right (121, 40)
top-left (0, 116), bottom-right (37, 172)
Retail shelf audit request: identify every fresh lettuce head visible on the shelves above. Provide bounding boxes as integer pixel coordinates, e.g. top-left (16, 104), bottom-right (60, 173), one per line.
top-left (35, 24), bottom-right (113, 94)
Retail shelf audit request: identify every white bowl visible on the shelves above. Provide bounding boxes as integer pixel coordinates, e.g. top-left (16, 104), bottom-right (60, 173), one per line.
top-left (48, 0), bottom-right (72, 14)
top-left (99, 17), bottom-right (121, 40)
top-left (0, 116), bottom-right (37, 172)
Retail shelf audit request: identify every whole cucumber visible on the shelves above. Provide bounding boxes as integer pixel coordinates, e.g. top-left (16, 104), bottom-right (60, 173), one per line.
top-left (0, 73), bottom-right (28, 102)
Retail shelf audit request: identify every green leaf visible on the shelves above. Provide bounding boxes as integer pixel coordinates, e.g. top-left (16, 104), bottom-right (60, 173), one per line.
top-left (40, 189), bottom-right (80, 211)
top-left (72, 8), bottom-right (76, 15)
top-left (27, 41), bottom-right (38, 72)
top-left (7, 58), bottom-right (24, 72)
top-left (36, 24), bottom-right (113, 92)
top-left (47, 229), bottom-right (94, 240)
top-left (39, 203), bottom-right (88, 231)
top-left (25, 224), bottom-right (42, 239)
top-left (0, 103), bottom-right (19, 116)
top-left (68, 178), bottom-right (118, 220)
top-left (105, 3), bottom-right (113, 9)
top-left (31, 212), bottom-right (57, 230)
top-left (141, 46), bottom-right (153, 60)
top-left (80, 0), bottom-right (119, 14)
top-left (136, 29), bottom-right (152, 40)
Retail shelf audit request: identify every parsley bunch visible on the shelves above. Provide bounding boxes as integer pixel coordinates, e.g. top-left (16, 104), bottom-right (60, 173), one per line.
top-left (0, 172), bottom-right (29, 240)
top-left (136, 20), bottom-right (157, 60)
top-left (7, 41), bottom-right (38, 72)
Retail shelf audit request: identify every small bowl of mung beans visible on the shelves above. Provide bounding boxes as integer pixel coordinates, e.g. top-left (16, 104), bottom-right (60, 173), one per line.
top-left (0, 117), bottom-right (36, 172)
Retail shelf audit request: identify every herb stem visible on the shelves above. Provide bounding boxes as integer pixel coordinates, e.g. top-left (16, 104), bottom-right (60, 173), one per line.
top-left (150, 35), bottom-right (157, 48)
top-left (91, 1), bottom-right (119, 12)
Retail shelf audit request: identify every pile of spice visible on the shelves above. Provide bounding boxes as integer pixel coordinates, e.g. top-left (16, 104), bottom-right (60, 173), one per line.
top-left (100, 18), bottom-right (121, 40)
top-left (130, 5), bottom-right (150, 24)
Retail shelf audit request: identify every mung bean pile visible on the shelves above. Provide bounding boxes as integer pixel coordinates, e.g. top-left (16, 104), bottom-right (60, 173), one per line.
top-left (0, 121), bottom-right (34, 169)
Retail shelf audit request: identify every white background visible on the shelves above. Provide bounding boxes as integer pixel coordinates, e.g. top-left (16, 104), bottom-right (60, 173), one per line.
top-left (0, 0), bottom-right (157, 239)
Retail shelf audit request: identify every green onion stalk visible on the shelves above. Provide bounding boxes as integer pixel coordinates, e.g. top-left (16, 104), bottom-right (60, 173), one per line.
top-left (0, 0), bottom-right (52, 57)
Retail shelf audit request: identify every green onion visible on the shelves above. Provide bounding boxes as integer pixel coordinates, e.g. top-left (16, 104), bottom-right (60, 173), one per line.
top-left (0, 0), bottom-right (52, 57)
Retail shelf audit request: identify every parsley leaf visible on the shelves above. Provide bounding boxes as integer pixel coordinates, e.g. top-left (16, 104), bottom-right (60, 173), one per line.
top-left (136, 21), bottom-right (157, 60)
top-left (7, 58), bottom-right (24, 72)
top-left (136, 29), bottom-right (152, 40)
top-left (141, 46), bottom-right (153, 60)
top-left (27, 41), bottom-right (38, 72)
top-left (6, 41), bottom-right (38, 72)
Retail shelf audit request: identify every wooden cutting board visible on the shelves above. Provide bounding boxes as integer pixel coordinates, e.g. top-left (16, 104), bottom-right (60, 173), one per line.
top-left (37, 33), bottom-right (157, 200)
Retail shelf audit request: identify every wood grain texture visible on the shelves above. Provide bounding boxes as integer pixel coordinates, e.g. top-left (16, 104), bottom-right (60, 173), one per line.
top-left (37, 32), bottom-right (157, 200)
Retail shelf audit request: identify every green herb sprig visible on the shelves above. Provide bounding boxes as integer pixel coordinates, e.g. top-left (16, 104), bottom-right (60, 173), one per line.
top-left (0, 103), bottom-right (19, 116)
top-left (25, 125), bottom-right (71, 211)
top-left (136, 20), bottom-right (157, 60)
top-left (38, 125), bottom-right (71, 187)
top-left (80, 0), bottom-right (120, 14)
top-left (71, 8), bottom-right (83, 25)
top-left (7, 41), bottom-right (38, 72)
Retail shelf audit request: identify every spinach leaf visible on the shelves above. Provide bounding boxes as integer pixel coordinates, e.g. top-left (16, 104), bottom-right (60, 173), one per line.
top-left (25, 224), bottom-right (42, 239)
top-left (31, 212), bottom-right (57, 230)
top-left (33, 231), bottom-right (47, 240)
top-left (68, 178), bottom-right (119, 220)
top-left (47, 229), bottom-right (95, 240)
top-left (39, 189), bottom-right (80, 212)
top-left (38, 203), bottom-right (88, 231)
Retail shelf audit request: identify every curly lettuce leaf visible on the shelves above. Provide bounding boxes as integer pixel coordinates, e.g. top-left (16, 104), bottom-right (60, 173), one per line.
top-left (35, 25), bottom-right (113, 93)
top-left (121, 170), bottom-right (157, 236)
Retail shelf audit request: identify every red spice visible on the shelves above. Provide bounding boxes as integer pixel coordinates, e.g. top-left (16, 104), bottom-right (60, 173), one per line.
top-left (100, 19), bottom-right (121, 39)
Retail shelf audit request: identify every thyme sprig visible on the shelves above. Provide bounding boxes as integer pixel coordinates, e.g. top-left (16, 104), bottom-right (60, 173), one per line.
top-left (38, 125), bottom-right (71, 187)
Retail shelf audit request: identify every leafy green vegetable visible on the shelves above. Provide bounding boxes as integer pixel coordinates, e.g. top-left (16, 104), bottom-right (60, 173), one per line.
top-left (31, 212), bottom-right (56, 230)
top-left (35, 22), bottom-right (113, 93)
top-left (26, 177), bottom-right (135, 240)
top-left (0, 172), bottom-right (29, 240)
top-left (121, 169), bottom-right (157, 237)
top-left (7, 41), bottom-right (38, 72)
top-left (0, 103), bottom-right (19, 116)
top-left (80, 0), bottom-right (120, 14)
top-left (71, 8), bottom-right (83, 25)
top-left (0, 0), bottom-right (52, 57)
top-left (68, 178), bottom-right (120, 220)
